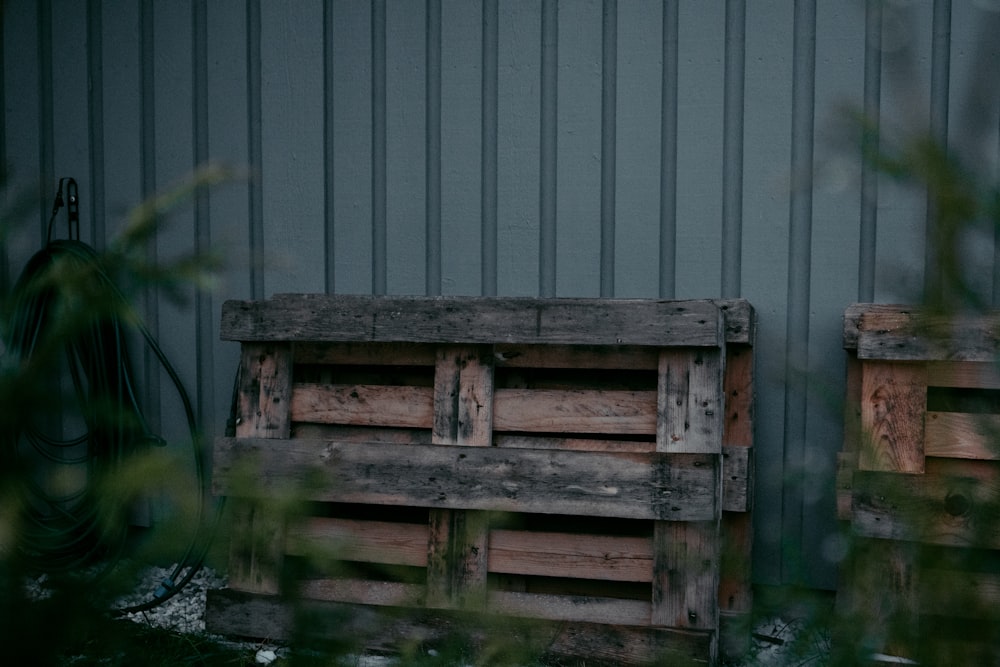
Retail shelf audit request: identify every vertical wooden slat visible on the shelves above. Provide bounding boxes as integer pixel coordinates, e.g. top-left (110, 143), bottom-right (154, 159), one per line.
top-left (718, 344), bottom-right (754, 656)
top-left (657, 348), bottom-right (725, 454)
top-left (652, 520), bottom-right (720, 632)
top-left (228, 342), bottom-right (294, 594)
top-left (860, 360), bottom-right (926, 473)
top-left (426, 345), bottom-right (494, 610)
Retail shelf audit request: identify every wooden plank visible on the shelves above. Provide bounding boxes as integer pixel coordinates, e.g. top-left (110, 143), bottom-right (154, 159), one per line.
top-left (714, 299), bottom-right (756, 345)
top-left (855, 307), bottom-right (1000, 362)
top-left (227, 501), bottom-right (285, 595)
top-left (838, 537), bottom-right (920, 661)
top-left (859, 360), bottom-right (926, 473)
top-left (229, 343), bottom-right (294, 593)
top-left (432, 346), bottom-right (494, 446)
top-left (290, 383), bottom-right (434, 428)
top-left (220, 295), bottom-right (725, 347)
top-left (285, 518), bottom-right (428, 567)
top-left (427, 346), bottom-right (493, 610)
top-left (489, 591), bottom-right (651, 626)
top-left (493, 388), bottom-right (657, 434)
top-left (301, 578), bottom-right (425, 608)
top-left (495, 433), bottom-right (655, 452)
top-left (236, 342), bottom-right (293, 439)
top-left (925, 412), bottom-right (1000, 460)
top-left (721, 445), bottom-right (751, 513)
top-left (292, 423), bottom-right (431, 444)
top-left (927, 361), bottom-right (1000, 389)
top-left (205, 587), bottom-right (715, 666)
top-left (722, 344), bottom-right (754, 449)
top-left (836, 452), bottom-right (857, 521)
top-left (657, 348), bottom-right (725, 454)
top-left (651, 520), bottom-right (719, 632)
top-left (294, 341), bottom-right (437, 366)
top-left (851, 458), bottom-right (1000, 548)
top-left (488, 529), bottom-right (653, 582)
top-left (493, 344), bottom-right (659, 370)
top-left (213, 437), bottom-right (720, 521)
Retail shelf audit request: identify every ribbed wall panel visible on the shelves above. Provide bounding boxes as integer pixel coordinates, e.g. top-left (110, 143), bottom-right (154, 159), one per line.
top-left (4, 0), bottom-right (998, 589)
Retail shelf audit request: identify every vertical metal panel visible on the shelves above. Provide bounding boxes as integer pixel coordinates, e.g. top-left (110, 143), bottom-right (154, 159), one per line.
top-left (600, 0), bottom-right (616, 298)
top-left (371, 0), bottom-right (387, 295)
top-left (496, 0), bottom-right (541, 296)
top-left (37, 0), bottom-right (54, 242)
top-left (612, 0), bottom-right (661, 299)
top-left (675, 3), bottom-right (724, 299)
top-left (555, 0), bottom-right (601, 298)
top-left (721, 0), bottom-right (745, 299)
top-left (781, 0), bottom-right (816, 586)
top-left (247, 0), bottom-right (264, 300)
top-left (538, 0), bottom-right (557, 297)
top-left (87, 0), bottom-right (105, 250)
top-left (323, 1), bottom-right (336, 295)
top-left (923, 0), bottom-right (952, 302)
top-left (385, 0), bottom-right (426, 295)
top-left (193, 0), bottom-right (214, 431)
top-left (425, 0), bottom-right (442, 296)
top-left (659, 0), bottom-right (678, 299)
top-left (140, 0), bottom-right (160, 432)
top-left (330, 0), bottom-right (373, 295)
top-left (260, 1), bottom-right (325, 297)
top-left (440, 0), bottom-right (482, 296)
top-left (805, 1), bottom-right (866, 591)
top-left (742, 0), bottom-right (793, 586)
top-left (858, 0), bottom-right (882, 303)
top-left (206, 0), bottom-right (252, 435)
top-left (481, 0), bottom-right (498, 296)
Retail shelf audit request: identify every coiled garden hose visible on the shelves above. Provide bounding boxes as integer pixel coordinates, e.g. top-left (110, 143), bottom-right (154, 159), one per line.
top-left (1, 180), bottom-right (221, 615)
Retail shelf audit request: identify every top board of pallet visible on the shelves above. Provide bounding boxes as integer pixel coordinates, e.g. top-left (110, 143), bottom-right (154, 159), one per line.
top-left (221, 295), bottom-right (755, 347)
top-left (844, 303), bottom-right (1000, 362)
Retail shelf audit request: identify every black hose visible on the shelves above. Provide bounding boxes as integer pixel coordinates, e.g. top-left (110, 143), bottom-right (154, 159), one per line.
top-left (1, 236), bottom-right (221, 614)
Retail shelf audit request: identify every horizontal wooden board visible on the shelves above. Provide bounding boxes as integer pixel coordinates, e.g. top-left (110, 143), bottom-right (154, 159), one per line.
top-left (213, 436), bottom-right (720, 521)
top-left (294, 341), bottom-right (438, 366)
top-left (925, 412), bottom-right (1000, 460)
top-left (302, 578), bottom-right (424, 608)
top-left (493, 388), bottom-right (658, 435)
top-left (489, 590), bottom-right (652, 626)
top-left (220, 295), bottom-right (725, 347)
top-left (493, 344), bottom-right (659, 370)
top-left (927, 361), bottom-right (1000, 389)
top-left (851, 305), bottom-right (1000, 362)
top-left (290, 383), bottom-right (434, 428)
top-left (488, 529), bottom-right (653, 582)
top-left (205, 587), bottom-right (716, 666)
top-left (850, 458), bottom-right (1000, 548)
top-left (286, 518), bottom-right (429, 567)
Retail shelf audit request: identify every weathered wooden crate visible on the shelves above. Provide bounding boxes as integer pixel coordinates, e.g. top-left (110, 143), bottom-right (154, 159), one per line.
top-left (838, 304), bottom-right (1000, 663)
top-left (206, 295), bottom-right (755, 666)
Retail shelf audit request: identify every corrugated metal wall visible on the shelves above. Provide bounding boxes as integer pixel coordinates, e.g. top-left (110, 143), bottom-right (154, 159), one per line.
top-left (4, 0), bottom-right (999, 590)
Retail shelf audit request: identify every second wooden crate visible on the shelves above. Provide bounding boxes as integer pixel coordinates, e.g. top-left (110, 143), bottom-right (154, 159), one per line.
top-left (838, 304), bottom-right (1000, 663)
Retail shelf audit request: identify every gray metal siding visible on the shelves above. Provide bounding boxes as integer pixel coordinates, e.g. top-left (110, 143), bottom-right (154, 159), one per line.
top-left (4, 0), bottom-right (998, 590)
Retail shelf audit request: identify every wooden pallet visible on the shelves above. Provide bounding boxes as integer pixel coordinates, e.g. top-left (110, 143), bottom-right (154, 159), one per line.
top-left (838, 304), bottom-right (1000, 663)
top-left (206, 295), bottom-right (755, 666)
